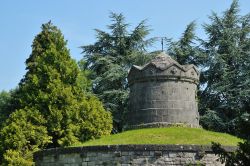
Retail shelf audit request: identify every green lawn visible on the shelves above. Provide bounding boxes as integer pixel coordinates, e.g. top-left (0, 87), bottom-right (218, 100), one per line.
top-left (74, 127), bottom-right (242, 147)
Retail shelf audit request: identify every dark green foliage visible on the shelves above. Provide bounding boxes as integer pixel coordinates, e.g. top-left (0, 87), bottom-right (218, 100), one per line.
top-left (236, 113), bottom-right (250, 140)
top-left (166, 2), bottom-right (250, 164)
top-left (167, 0), bottom-right (250, 138)
top-left (81, 13), bottom-right (154, 132)
top-left (77, 59), bottom-right (93, 93)
top-left (0, 91), bottom-right (11, 127)
top-left (211, 99), bottom-right (250, 166)
top-left (200, 110), bottom-right (226, 132)
top-left (212, 141), bottom-right (250, 166)
top-left (205, 1), bottom-right (250, 165)
top-left (0, 22), bottom-right (112, 165)
top-left (167, 21), bottom-right (207, 67)
top-left (199, 0), bottom-right (250, 135)
top-left (0, 89), bottom-right (21, 130)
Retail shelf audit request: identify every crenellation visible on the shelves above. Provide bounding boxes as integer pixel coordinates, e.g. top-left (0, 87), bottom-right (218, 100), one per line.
top-left (127, 52), bottom-right (200, 129)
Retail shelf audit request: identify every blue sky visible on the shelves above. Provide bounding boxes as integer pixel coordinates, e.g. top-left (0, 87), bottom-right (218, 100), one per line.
top-left (0, 0), bottom-right (249, 91)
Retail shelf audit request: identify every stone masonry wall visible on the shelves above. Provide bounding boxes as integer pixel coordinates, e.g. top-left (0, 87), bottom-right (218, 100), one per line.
top-left (127, 52), bottom-right (200, 129)
top-left (128, 80), bottom-right (199, 129)
top-left (34, 145), bottom-right (236, 166)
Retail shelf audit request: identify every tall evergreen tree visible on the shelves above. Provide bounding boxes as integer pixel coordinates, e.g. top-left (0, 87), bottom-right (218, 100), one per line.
top-left (0, 22), bottom-right (112, 165)
top-left (199, 0), bottom-right (250, 135)
top-left (199, 1), bottom-right (250, 164)
top-left (166, 21), bottom-right (208, 100)
top-left (81, 13), bottom-right (154, 131)
top-left (167, 21), bottom-right (207, 67)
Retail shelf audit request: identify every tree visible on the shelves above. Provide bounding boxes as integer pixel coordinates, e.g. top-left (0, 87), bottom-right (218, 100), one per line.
top-left (212, 140), bottom-right (250, 166)
top-left (0, 91), bottom-right (12, 127)
top-left (166, 2), bottom-right (250, 164)
top-left (77, 59), bottom-right (93, 93)
top-left (199, 0), bottom-right (250, 135)
top-left (167, 21), bottom-right (207, 67)
top-left (0, 22), bottom-right (112, 164)
top-left (200, 0), bottom-right (250, 165)
top-left (81, 13), bottom-right (154, 132)
top-left (0, 108), bottom-right (51, 165)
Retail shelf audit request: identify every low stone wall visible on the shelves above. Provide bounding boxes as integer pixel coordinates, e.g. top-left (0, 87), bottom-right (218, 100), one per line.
top-left (34, 144), bottom-right (235, 166)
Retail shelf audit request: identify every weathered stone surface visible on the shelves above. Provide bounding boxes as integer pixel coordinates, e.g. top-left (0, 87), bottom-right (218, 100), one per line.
top-left (127, 52), bottom-right (200, 129)
top-left (35, 145), bottom-right (236, 166)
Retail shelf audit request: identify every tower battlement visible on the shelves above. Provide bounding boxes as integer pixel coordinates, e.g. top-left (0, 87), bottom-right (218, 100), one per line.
top-left (127, 52), bottom-right (200, 129)
top-left (128, 52), bottom-right (199, 86)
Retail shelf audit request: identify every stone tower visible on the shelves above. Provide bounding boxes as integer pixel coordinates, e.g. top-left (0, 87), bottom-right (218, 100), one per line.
top-left (127, 52), bottom-right (200, 129)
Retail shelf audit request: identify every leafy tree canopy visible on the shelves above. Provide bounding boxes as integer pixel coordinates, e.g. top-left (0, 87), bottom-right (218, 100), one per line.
top-left (81, 12), bottom-right (155, 132)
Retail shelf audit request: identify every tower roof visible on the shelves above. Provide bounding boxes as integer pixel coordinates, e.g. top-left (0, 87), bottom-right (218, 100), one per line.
top-left (152, 52), bottom-right (177, 64)
top-left (144, 52), bottom-right (179, 70)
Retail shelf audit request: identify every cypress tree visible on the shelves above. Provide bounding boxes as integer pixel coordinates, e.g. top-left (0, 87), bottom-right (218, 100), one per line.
top-left (0, 22), bottom-right (112, 165)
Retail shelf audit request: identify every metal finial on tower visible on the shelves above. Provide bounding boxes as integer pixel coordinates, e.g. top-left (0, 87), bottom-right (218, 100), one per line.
top-left (155, 37), bottom-right (168, 52)
top-left (161, 38), bottom-right (164, 52)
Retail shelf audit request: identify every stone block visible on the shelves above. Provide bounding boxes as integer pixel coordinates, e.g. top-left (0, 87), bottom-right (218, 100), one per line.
top-left (43, 156), bottom-right (55, 162)
top-left (122, 151), bottom-right (129, 156)
top-left (149, 151), bottom-right (154, 156)
top-left (81, 162), bottom-right (88, 166)
top-left (121, 155), bottom-right (131, 163)
top-left (168, 152), bottom-right (177, 158)
top-left (142, 151), bottom-right (150, 156)
top-left (87, 161), bottom-right (96, 166)
top-left (115, 151), bottom-right (122, 157)
top-left (82, 157), bottom-right (89, 162)
top-left (69, 164), bottom-right (81, 166)
top-left (102, 153), bottom-right (111, 158)
top-left (128, 151), bottom-right (135, 156)
top-left (87, 152), bottom-right (97, 157)
top-left (154, 151), bottom-right (162, 157)
top-left (89, 156), bottom-right (97, 161)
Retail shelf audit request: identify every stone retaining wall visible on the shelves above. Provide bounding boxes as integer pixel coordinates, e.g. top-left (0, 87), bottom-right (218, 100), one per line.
top-left (34, 144), bottom-right (235, 166)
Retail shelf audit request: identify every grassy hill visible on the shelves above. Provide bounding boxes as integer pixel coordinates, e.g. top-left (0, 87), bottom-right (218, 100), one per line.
top-left (75, 127), bottom-right (241, 147)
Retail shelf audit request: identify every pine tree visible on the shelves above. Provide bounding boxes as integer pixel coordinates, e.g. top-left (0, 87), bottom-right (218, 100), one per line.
top-left (200, 0), bottom-right (250, 135)
top-left (166, 21), bottom-right (208, 103)
top-left (202, 0), bottom-right (250, 164)
top-left (81, 13), bottom-right (154, 132)
top-left (0, 22), bottom-right (112, 164)
top-left (167, 21), bottom-right (207, 67)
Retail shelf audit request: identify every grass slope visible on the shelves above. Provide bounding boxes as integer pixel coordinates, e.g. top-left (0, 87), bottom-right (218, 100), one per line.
top-left (77, 127), bottom-right (241, 146)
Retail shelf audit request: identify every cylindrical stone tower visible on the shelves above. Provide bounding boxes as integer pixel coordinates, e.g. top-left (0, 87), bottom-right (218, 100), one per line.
top-left (127, 52), bottom-right (200, 129)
